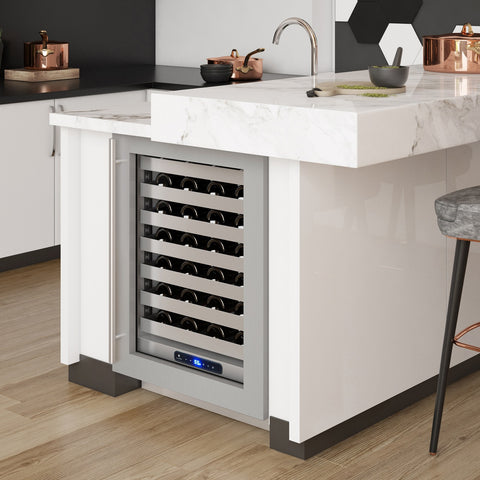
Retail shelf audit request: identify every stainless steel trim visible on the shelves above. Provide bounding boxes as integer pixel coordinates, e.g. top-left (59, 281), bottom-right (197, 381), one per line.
top-left (109, 137), bottom-right (116, 364)
top-left (50, 105), bottom-right (56, 157)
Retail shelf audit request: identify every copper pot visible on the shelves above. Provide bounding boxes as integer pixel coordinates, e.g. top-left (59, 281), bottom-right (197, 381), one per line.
top-left (424, 23), bottom-right (480, 73)
top-left (207, 48), bottom-right (264, 80)
top-left (24, 30), bottom-right (69, 70)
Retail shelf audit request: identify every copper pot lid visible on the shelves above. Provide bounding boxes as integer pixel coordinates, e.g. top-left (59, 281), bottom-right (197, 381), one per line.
top-left (423, 22), bottom-right (480, 40)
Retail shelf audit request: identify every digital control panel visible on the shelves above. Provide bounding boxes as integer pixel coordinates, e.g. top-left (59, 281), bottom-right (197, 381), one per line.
top-left (174, 351), bottom-right (223, 375)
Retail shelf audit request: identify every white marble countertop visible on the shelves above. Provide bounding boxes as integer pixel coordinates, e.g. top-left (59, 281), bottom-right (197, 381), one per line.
top-left (50, 66), bottom-right (480, 168)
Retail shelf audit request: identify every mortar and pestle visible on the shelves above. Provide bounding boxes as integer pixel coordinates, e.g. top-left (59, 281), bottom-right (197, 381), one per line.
top-left (368, 47), bottom-right (409, 88)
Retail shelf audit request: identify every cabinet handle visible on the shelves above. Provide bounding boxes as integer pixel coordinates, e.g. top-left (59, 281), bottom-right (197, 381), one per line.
top-left (109, 138), bottom-right (116, 364)
top-left (50, 106), bottom-right (56, 157)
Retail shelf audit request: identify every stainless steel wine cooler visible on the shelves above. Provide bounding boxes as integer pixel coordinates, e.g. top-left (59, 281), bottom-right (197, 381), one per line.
top-left (113, 137), bottom-right (268, 419)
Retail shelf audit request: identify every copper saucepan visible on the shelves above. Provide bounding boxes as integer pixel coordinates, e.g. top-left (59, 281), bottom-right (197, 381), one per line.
top-left (424, 23), bottom-right (480, 73)
top-left (24, 30), bottom-right (69, 70)
top-left (207, 48), bottom-right (265, 80)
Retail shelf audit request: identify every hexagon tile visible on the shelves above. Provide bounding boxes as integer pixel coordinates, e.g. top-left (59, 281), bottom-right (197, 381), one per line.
top-left (379, 24), bottom-right (423, 65)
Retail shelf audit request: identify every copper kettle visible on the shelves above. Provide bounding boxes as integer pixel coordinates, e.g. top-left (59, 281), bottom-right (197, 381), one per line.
top-left (207, 48), bottom-right (265, 80)
top-left (24, 30), bottom-right (69, 70)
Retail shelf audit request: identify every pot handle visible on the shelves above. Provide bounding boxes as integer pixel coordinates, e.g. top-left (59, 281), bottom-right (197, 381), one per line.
top-left (236, 48), bottom-right (265, 74)
top-left (230, 49), bottom-right (239, 58)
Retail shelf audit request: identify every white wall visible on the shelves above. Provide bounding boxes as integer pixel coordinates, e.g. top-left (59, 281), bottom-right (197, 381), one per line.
top-left (155, 0), bottom-right (334, 75)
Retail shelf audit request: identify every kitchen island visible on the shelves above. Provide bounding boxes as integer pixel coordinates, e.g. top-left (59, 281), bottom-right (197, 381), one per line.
top-left (51, 66), bottom-right (480, 458)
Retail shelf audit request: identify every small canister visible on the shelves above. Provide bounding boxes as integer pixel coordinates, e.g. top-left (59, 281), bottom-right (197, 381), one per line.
top-left (24, 30), bottom-right (69, 70)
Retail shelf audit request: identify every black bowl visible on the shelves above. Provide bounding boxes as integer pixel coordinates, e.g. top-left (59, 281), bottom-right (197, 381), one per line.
top-left (368, 65), bottom-right (409, 88)
top-left (200, 63), bottom-right (233, 83)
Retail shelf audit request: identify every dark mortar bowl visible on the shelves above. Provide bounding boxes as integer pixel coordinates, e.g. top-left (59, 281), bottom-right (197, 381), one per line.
top-left (368, 65), bottom-right (409, 88)
top-left (200, 63), bottom-right (233, 83)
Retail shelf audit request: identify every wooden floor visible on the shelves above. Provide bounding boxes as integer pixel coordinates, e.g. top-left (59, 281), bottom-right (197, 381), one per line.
top-left (1, 260), bottom-right (480, 479)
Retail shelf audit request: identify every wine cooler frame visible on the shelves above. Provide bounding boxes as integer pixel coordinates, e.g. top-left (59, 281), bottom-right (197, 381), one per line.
top-left (113, 136), bottom-right (268, 420)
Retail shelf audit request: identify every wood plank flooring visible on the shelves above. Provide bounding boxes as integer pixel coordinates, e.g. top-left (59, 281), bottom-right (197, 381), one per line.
top-left (1, 259), bottom-right (480, 479)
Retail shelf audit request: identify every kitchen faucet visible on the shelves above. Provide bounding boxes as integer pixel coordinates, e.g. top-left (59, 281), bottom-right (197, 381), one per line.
top-left (272, 17), bottom-right (319, 95)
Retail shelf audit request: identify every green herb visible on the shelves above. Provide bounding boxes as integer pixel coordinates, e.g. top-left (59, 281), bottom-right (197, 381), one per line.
top-left (361, 93), bottom-right (389, 97)
top-left (336, 84), bottom-right (388, 90)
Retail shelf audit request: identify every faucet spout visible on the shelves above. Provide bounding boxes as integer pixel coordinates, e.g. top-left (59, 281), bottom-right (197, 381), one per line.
top-left (272, 17), bottom-right (318, 86)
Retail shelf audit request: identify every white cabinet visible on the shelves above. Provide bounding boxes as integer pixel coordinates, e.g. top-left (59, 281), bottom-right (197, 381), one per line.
top-left (0, 100), bottom-right (55, 258)
top-left (0, 90), bottom-right (147, 259)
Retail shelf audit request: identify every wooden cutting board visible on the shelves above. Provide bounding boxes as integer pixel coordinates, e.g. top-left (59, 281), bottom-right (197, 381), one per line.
top-left (313, 81), bottom-right (405, 97)
top-left (5, 68), bottom-right (80, 82)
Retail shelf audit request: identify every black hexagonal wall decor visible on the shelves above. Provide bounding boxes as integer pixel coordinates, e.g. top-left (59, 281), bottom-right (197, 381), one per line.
top-left (380, 0), bottom-right (423, 24)
top-left (349, 1), bottom-right (389, 44)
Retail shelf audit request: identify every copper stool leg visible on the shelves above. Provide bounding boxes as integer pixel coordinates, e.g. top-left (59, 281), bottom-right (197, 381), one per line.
top-left (430, 239), bottom-right (470, 455)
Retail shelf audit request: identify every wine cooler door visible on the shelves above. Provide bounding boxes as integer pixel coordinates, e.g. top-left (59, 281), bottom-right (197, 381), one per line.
top-left (113, 137), bottom-right (268, 420)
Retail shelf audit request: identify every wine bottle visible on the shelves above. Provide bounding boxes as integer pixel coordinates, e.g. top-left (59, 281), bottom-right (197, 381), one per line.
top-left (233, 301), bottom-right (244, 315)
top-left (180, 316), bottom-right (199, 332)
top-left (206, 324), bottom-right (225, 339)
top-left (155, 228), bottom-right (173, 242)
top-left (180, 232), bottom-right (199, 248)
top-left (155, 173), bottom-right (172, 187)
top-left (155, 255), bottom-right (173, 269)
top-left (155, 200), bottom-right (173, 214)
top-left (234, 214), bottom-right (244, 228)
top-left (155, 310), bottom-right (173, 325)
top-left (180, 260), bottom-right (198, 276)
top-left (206, 209), bottom-right (225, 225)
top-left (206, 295), bottom-right (225, 311)
top-left (155, 283), bottom-right (173, 297)
top-left (234, 185), bottom-right (244, 199)
top-left (234, 272), bottom-right (244, 287)
top-left (206, 181), bottom-right (225, 196)
top-left (206, 266), bottom-right (225, 282)
top-left (206, 238), bottom-right (225, 254)
top-left (180, 288), bottom-right (199, 304)
top-left (233, 331), bottom-right (244, 345)
top-left (180, 204), bottom-right (199, 220)
top-left (234, 243), bottom-right (244, 257)
top-left (180, 177), bottom-right (199, 191)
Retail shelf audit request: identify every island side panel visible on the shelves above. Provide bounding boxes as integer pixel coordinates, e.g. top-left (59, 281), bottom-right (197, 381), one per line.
top-left (296, 150), bottom-right (450, 443)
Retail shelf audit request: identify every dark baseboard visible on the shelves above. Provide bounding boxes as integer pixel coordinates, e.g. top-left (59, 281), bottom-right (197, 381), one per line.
top-left (270, 353), bottom-right (480, 459)
top-left (69, 354), bottom-right (141, 397)
top-left (0, 245), bottom-right (60, 272)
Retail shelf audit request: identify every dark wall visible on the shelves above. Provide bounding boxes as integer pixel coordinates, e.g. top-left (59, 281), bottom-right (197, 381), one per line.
top-left (0, 0), bottom-right (155, 68)
top-left (336, 0), bottom-right (480, 72)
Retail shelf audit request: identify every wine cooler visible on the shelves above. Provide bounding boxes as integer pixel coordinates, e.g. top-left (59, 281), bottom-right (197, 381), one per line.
top-left (113, 137), bottom-right (268, 420)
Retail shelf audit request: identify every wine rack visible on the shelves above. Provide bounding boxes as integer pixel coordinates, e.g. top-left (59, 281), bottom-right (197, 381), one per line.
top-left (137, 155), bottom-right (247, 383)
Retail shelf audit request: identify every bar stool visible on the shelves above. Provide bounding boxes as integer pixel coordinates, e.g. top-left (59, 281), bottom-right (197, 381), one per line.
top-left (430, 185), bottom-right (480, 455)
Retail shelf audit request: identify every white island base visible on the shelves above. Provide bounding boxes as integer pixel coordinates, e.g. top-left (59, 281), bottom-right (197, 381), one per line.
top-left (52, 67), bottom-right (480, 458)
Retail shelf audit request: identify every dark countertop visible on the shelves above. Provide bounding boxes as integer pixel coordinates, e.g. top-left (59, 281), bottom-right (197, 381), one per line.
top-left (0, 64), bottom-right (294, 104)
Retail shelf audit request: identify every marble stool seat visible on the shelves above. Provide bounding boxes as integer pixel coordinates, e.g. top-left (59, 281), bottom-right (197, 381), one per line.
top-left (430, 186), bottom-right (480, 455)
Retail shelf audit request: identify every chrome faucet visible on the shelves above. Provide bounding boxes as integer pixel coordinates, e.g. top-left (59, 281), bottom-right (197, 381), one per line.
top-left (272, 17), bottom-right (319, 91)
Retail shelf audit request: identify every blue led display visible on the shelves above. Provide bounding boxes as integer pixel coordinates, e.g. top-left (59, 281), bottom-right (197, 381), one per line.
top-left (174, 351), bottom-right (223, 375)
top-left (193, 358), bottom-right (202, 367)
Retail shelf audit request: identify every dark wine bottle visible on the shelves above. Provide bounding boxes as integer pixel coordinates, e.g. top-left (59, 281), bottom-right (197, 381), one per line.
top-left (155, 200), bottom-right (173, 214)
top-left (155, 255), bottom-right (173, 269)
top-left (180, 177), bottom-right (199, 191)
top-left (233, 301), bottom-right (244, 315)
top-left (234, 272), bottom-right (244, 286)
top-left (206, 324), bottom-right (225, 339)
top-left (206, 238), bottom-right (225, 254)
top-left (155, 283), bottom-right (173, 297)
top-left (155, 173), bottom-right (172, 187)
top-left (180, 316), bottom-right (199, 331)
top-left (180, 260), bottom-right (198, 276)
top-left (234, 243), bottom-right (244, 257)
top-left (155, 310), bottom-right (173, 325)
top-left (155, 228), bottom-right (173, 242)
top-left (234, 185), bottom-right (244, 199)
top-left (180, 288), bottom-right (199, 304)
top-left (206, 295), bottom-right (225, 311)
top-left (233, 331), bottom-right (244, 345)
top-left (180, 232), bottom-right (199, 248)
top-left (206, 181), bottom-right (225, 196)
top-left (206, 209), bottom-right (225, 225)
top-left (234, 214), bottom-right (244, 228)
top-left (180, 204), bottom-right (199, 220)
top-left (206, 266), bottom-right (225, 282)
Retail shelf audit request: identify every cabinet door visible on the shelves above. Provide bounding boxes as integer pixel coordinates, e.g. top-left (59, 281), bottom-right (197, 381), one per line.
top-left (0, 100), bottom-right (55, 258)
top-left (54, 90), bottom-right (147, 245)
